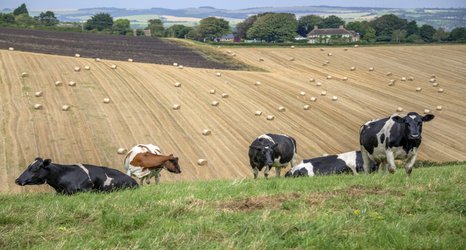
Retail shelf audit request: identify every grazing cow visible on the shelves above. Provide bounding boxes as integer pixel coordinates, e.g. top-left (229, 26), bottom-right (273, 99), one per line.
top-left (15, 157), bottom-right (138, 194)
top-left (360, 112), bottom-right (435, 175)
top-left (249, 133), bottom-right (297, 179)
top-left (124, 144), bottom-right (181, 185)
top-left (285, 151), bottom-right (379, 177)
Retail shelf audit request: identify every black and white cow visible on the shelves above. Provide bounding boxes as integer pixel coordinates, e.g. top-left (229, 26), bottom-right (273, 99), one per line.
top-left (248, 133), bottom-right (297, 179)
top-left (360, 112), bottom-right (435, 176)
top-left (284, 151), bottom-right (379, 177)
top-left (15, 157), bottom-right (138, 194)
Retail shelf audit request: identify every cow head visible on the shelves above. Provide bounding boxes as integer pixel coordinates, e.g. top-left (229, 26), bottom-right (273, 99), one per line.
top-left (250, 144), bottom-right (278, 167)
top-left (15, 158), bottom-right (52, 186)
top-left (392, 112), bottom-right (435, 140)
top-left (164, 154), bottom-right (181, 174)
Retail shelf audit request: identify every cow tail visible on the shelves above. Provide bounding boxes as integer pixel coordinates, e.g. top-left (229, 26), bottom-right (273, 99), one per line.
top-left (291, 137), bottom-right (297, 153)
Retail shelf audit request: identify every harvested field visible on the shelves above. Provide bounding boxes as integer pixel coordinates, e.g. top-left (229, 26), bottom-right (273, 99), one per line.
top-left (0, 28), bottom-right (236, 69)
top-left (0, 44), bottom-right (465, 194)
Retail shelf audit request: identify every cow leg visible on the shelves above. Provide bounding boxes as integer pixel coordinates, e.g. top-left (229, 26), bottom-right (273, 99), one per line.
top-left (139, 177), bottom-right (145, 186)
top-left (361, 148), bottom-right (371, 174)
top-left (155, 169), bottom-right (162, 184)
top-left (275, 166), bottom-right (281, 177)
top-left (405, 154), bottom-right (417, 176)
top-left (146, 176), bottom-right (151, 185)
top-left (264, 165), bottom-right (270, 179)
top-left (386, 151), bottom-right (397, 174)
top-left (381, 162), bottom-right (388, 175)
top-left (253, 167), bottom-right (259, 179)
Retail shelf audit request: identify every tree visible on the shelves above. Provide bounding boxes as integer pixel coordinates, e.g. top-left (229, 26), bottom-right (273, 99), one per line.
top-left (363, 27), bottom-right (376, 42)
top-left (297, 15), bottom-right (323, 37)
top-left (321, 15), bottom-right (344, 28)
top-left (370, 14), bottom-right (407, 37)
top-left (112, 19), bottom-right (131, 35)
top-left (235, 15), bottom-right (258, 39)
top-left (85, 13), bottom-right (113, 31)
top-left (419, 24), bottom-right (436, 42)
top-left (346, 21), bottom-right (371, 37)
top-left (13, 3), bottom-right (28, 16)
top-left (0, 13), bottom-right (16, 25)
top-left (405, 20), bottom-right (419, 36)
top-left (15, 13), bottom-right (37, 27)
top-left (406, 34), bottom-right (422, 43)
top-left (246, 13), bottom-right (297, 42)
top-left (433, 28), bottom-right (449, 42)
top-left (165, 24), bottom-right (193, 38)
top-left (391, 29), bottom-right (407, 43)
top-left (198, 17), bottom-right (230, 40)
top-left (37, 11), bottom-right (58, 26)
top-left (146, 19), bottom-right (164, 37)
top-left (186, 27), bottom-right (202, 40)
top-left (449, 27), bottom-right (466, 41)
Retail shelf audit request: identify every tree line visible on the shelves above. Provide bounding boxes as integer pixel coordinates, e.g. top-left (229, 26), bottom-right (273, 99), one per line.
top-left (1, 3), bottom-right (465, 43)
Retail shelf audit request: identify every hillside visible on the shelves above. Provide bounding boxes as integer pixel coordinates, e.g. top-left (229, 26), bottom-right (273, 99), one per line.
top-left (1, 44), bottom-right (465, 194)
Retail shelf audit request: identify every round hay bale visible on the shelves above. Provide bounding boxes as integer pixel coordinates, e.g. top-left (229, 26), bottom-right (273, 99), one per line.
top-left (216, 72), bottom-right (221, 77)
top-left (8, 47), bottom-right (14, 51)
top-left (303, 105), bottom-right (310, 110)
top-left (211, 101), bottom-right (219, 107)
top-left (174, 82), bottom-right (181, 87)
top-left (75, 53), bottom-right (81, 57)
top-left (62, 105), bottom-right (70, 111)
top-left (226, 50), bottom-right (232, 54)
top-left (320, 91), bottom-right (327, 96)
top-left (436, 105), bottom-right (443, 111)
top-left (178, 65), bottom-right (184, 69)
top-left (309, 78), bottom-right (315, 82)
top-left (350, 66), bottom-right (356, 71)
top-left (416, 87), bottom-right (422, 92)
top-left (68, 81), bottom-right (76, 87)
top-left (74, 67), bottom-right (81, 72)
top-left (117, 148), bottom-right (127, 155)
top-left (354, 44), bottom-right (359, 48)
top-left (209, 89), bottom-right (216, 94)
top-left (172, 104), bottom-right (181, 110)
top-left (21, 72), bottom-right (28, 78)
top-left (255, 81), bottom-right (261, 86)
top-left (266, 115), bottom-right (275, 121)
top-left (221, 93), bottom-right (229, 98)
top-left (289, 57), bottom-right (295, 61)
top-left (128, 58), bottom-right (134, 62)
top-left (320, 48), bottom-right (325, 51)
top-left (55, 80), bottom-right (62, 86)
top-left (173, 62), bottom-right (178, 66)
top-left (84, 65), bottom-right (90, 70)
top-left (34, 91), bottom-right (43, 97)
top-left (34, 104), bottom-right (42, 110)
top-left (424, 109), bottom-right (431, 114)
top-left (386, 72), bottom-right (392, 76)
top-left (431, 74), bottom-right (436, 78)
top-left (110, 64), bottom-right (117, 69)
top-left (332, 96), bottom-right (338, 101)
top-left (408, 76), bottom-right (414, 81)
top-left (432, 82), bottom-right (439, 87)
top-left (342, 77), bottom-right (348, 81)
top-left (429, 78), bottom-right (436, 83)
top-left (300, 91), bottom-right (306, 96)
top-left (291, 45), bottom-right (295, 49)
top-left (259, 58), bottom-right (264, 61)
top-left (231, 53), bottom-right (236, 57)
top-left (369, 67), bottom-right (374, 71)
top-left (388, 80), bottom-right (395, 86)
top-left (197, 159), bottom-right (208, 166)
top-left (316, 82), bottom-right (322, 86)
top-left (278, 106), bottom-right (286, 112)
top-left (95, 58), bottom-right (101, 62)
top-left (255, 111), bottom-right (262, 116)
top-left (310, 97), bottom-right (317, 102)
top-left (103, 98), bottom-right (110, 104)
top-left (325, 60), bottom-right (330, 64)
top-left (396, 107), bottom-right (403, 112)
top-left (344, 48), bottom-right (348, 51)
top-left (202, 129), bottom-right (211, 136)
top-left (322, 62), bottom-right (328, 66)
top-left (438, 88), bottom-right (444, 93)
top-left (327, 52), bottom-right (332, 56)
top-left (401, 77), bottom-right (407, 81)
top-left (326, 75), bottom-right (332, 79)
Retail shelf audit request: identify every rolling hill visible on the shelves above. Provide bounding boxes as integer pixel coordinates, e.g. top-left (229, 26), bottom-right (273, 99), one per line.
top-left (1, 44), bottom-right (465, 194)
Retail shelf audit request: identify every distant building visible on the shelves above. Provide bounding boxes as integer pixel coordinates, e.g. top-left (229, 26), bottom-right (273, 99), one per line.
top-left (219, 34), bottom-right (241, 42)
top-left (307, 25), bottom-right (360, 44)
top-left (143, 29), bottom-right (151, 37)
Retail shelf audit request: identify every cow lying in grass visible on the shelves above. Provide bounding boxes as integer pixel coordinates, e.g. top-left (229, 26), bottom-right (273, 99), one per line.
top-left (15, 157), bottom-right (138, 194)
top-left (285, 151), bottom-right (378, 177)
top-left (124, 144), bottom-right (181, 185)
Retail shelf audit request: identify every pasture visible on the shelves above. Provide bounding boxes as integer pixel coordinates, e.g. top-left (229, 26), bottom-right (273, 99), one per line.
top-left (1, 164), bottom-right (465, 249)
top-left (1, 43), bottom-right (466, 194)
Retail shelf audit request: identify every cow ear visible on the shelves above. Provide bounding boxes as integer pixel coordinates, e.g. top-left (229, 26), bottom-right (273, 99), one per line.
top-left (392, 115), bottom-right (405, 123)
top-left (422, 114), bottom-right (435, 122)
top-left (43, 159), bottom-right (52, 167)
top-left (249, 145), bottom-right (261, 150)
top-left (272, 143), bottom-right (278, 149)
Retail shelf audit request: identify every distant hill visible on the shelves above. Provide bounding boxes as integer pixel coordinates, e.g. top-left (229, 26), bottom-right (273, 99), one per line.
top-left (26, 6), bottom-right (466, 30)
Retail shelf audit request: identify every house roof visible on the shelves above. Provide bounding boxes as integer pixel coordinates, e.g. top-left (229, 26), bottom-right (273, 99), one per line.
top-left (308, 28), bottom-right (353, 36)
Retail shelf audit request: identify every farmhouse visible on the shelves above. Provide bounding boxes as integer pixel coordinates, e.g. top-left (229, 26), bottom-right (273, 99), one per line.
top-left (307, 25), bottom-right (360, 44)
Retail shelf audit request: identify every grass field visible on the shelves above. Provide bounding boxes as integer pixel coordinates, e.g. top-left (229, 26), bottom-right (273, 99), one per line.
top-left (1, 164), bottom-right (464, 249)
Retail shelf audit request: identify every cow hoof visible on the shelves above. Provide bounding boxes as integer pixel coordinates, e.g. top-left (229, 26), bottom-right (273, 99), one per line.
top-left (388, 169), bottom-right (396, 174)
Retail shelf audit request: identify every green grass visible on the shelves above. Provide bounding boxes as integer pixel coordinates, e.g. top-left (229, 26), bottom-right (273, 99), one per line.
top-left (1, 164), bottom-right (465, 249)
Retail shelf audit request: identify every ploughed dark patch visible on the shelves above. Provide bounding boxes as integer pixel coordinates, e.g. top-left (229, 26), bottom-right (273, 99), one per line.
top-left (0, 27), bottom-right (239, 70)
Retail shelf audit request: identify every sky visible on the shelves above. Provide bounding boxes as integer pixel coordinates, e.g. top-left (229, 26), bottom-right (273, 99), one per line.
top-left (1, 0), bottom-right (466, 10)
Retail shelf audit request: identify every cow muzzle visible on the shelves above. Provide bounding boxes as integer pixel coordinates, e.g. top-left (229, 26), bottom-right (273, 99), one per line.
top-left (15, 178), bottom-right (25, 186)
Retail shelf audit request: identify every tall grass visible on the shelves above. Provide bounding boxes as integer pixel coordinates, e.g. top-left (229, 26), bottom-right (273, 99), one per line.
top-left (1, 164), bottom-right (465, 249)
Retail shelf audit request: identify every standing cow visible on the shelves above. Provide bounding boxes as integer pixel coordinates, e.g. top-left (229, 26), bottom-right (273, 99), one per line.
top-left (124, 144), bottom-right (181, 185)
top-left (360, 112), bottom-right (435, 176)
top-left (285, 151), bottom-right (379, 177)
top-left (248, 133), bottom-right (297, 179)
top-left (15, 157), bottom-right (138, 194)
